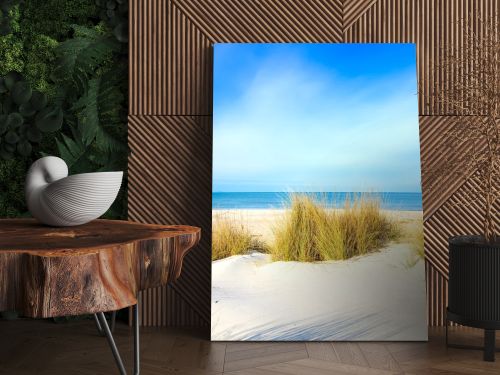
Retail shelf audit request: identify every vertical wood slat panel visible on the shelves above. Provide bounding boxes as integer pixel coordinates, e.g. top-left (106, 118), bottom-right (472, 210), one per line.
top-left (129, 0), bottom-right (499, 327)
top-left (129, 0), bottom-right (168, 115)
top-left (168, 1), bottom-right (214, 115)
top-left (426, 261), bottom-right (447, 326)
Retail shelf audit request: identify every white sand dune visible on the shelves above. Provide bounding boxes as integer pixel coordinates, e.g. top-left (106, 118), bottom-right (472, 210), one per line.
top-left (212, 244), bottom-right (427, 341)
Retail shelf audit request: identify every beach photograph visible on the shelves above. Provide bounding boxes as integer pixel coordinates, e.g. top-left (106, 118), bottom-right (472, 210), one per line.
top-left (212, 43), bottom-right (427, 341)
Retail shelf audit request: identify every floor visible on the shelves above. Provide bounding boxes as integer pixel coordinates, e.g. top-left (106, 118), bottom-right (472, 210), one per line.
top-left (1, 319), bottom-right (500, 374)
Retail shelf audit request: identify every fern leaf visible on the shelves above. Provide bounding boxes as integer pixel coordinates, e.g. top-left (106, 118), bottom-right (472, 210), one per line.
top-left (53, 25), bottom-right (120, 93)
top-left (72, 78), bottom-right (99, 145)
top-left (56, 132), bottom-right (89, 172)
top-left (72, 71), bottom-right (126, 152)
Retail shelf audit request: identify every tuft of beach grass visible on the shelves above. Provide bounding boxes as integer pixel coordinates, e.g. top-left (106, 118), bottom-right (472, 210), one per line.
top-left (271, 193), bottom-right (400, 262)
top-left (405, 220), bottom-right (425, 267)
top-left (212, 214), bottom-right (267, 261)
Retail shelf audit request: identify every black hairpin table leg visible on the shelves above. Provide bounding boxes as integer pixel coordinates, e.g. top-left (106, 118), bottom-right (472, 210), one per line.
top-left (94, 311), bottom-right (117, 336)
top-left (94, 303), bottom-right (140, 375)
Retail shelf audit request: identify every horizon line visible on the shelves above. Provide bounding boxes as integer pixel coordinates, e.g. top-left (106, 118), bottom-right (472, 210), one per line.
top-left (213, 191), bottom-right (422, 194)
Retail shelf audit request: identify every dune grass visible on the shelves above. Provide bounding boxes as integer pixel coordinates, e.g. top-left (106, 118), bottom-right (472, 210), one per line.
top-left (212, 215), bottom-right (267, 261)
top-left (271, 194), bottom-right (400, 262)
top-left (405, 220), bottom-right (425, 267)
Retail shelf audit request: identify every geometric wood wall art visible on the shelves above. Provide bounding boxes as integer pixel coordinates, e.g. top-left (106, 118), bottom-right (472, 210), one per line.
top-left (129, 0), bottom-right (500, 327)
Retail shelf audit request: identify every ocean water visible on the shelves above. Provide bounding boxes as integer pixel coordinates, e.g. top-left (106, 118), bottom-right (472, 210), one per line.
top-left (212, 192), bottom-right (422, 211)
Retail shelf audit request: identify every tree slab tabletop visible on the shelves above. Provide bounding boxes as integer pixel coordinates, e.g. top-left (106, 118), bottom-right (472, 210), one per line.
top-left (0, 219), bottom-right (201, 318)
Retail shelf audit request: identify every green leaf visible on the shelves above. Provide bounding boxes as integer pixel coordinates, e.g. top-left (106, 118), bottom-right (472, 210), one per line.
top-left (35, 106), bottom-right (63, 132)
top-left (26, 127), bottom-right (42, 143)
top-left (2, 97), bottom-right (14, 114)
top-left (113, 22), bottom-right (128, 43)
top-left (17, 141), bottom-right (32, 156)
top-left (56, 131), bottom-right (92, 172)
top-left (0, 24), bottom-right (10, 36)
top-left (11, 81), bottom-right (32, 105)
top-left (72, 73), bottom-right (126, 152)
top-left (30, 91), bottom-right (48, 111)
top-left (0, 78), bottom-right (7, 94)
top-left (53, 25), bottom-right (120, 93)
top-left (19, 103), bottom-right (36, 117)
top-left (3, 71), bottom-right (22, 90)
top-left (3, 142), bottom-right (15, 152)
top-left (0, 115), bottom-right (7, 134)
top-left (0, 149), bottom-right (13, 160)
top-left (6, 112), bottom-right (23, 128)
top-left (4, 130), bottom-right (19, 144)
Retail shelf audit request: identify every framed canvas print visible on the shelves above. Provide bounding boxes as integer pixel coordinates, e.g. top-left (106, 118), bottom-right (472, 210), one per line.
top-left (212, 43), bottom-right (427, 341)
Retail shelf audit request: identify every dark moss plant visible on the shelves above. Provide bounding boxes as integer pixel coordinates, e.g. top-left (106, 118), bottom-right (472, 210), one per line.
top-left (0, 71), bottom-right (62, 159)
top-left (96, 0), bottom-right (128, 42)
top-left (0, 0), bottom-right (128, 220)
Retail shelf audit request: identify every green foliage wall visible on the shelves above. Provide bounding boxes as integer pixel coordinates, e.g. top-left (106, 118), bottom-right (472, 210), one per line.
top-left (0, 0), bottom-right (128, 218)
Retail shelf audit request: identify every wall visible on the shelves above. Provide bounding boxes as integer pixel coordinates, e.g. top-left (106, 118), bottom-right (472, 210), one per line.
top-left (128, 0), bottom-right (499, 327)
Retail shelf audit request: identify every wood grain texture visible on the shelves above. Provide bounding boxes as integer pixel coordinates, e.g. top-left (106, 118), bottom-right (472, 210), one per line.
top-left (173, 0), bottom-right (343, 43)
top-left (129, 0), bottom-right (499, 327)
top-left (419, 116), bottom-right (470, 219)
top-left (0, 219), bottom-right (200, 318)
top-left (426, 261), bottom-right (448, 327)
top-left (128, 115), bottom-right (211, 326)
top-left (129, 0), bottom-right (168, 115)
top-left (2, 322), bottom-right (500, 375)
top-left (343, 0), bottom-right (379, 31)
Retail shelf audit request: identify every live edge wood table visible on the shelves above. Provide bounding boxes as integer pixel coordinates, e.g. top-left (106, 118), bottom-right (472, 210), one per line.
top-left (0, 219), bottom-right (201, 375)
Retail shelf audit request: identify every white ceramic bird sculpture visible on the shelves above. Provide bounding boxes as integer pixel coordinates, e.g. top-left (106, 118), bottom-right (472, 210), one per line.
top-left (25, 156), bottom-right (123, 226)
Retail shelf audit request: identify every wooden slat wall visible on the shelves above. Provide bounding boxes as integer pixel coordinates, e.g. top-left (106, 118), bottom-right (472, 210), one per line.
top-left (129, 0), bottom-right (499, 327)
top-left (128, 114), bottom-right (212, 326)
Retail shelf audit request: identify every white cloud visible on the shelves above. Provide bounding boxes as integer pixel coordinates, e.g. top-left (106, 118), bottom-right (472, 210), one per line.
top-left (213, 52), bottom-right (421, 192)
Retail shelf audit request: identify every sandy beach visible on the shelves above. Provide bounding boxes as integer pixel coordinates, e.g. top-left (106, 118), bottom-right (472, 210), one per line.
top-left (211, 209), bottom-right (427, 341)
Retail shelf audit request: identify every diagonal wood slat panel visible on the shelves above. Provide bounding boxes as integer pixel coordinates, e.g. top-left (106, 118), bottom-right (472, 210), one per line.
top-left (424, 173), bottom-right (500, 325)
top-left (129, 115), bottom-right (212, 326)
top-left (168, 1), bottom-right (214, 115)
top-left (424, 173), bottom-right (500, 279)
top-left (419, 116), bottom-right (479, 220)
top-left (343, 0), bottom-right (379, 31)
top-left (419, 116), bottom-right (453, 218)
top-left (174, 0), bottom-right (343, 43)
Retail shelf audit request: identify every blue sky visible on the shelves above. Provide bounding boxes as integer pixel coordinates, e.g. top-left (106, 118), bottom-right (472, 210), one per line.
top-left (213, 43), bottom-right (420, 193)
